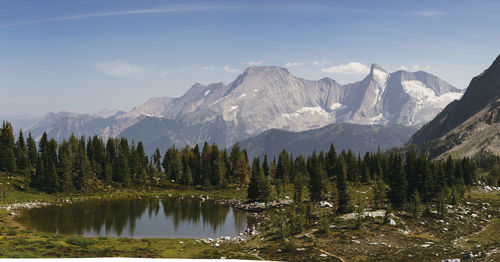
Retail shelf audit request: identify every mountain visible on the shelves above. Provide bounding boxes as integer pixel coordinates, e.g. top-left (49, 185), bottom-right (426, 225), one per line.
top-left (409, 54), bottom-right (500, 158)
top-left (26, 64), bottom-right (462, 153)
top-left (0, 114), bottom-right (39, 132)
top-left (238, 123), bottom-right (418, 160)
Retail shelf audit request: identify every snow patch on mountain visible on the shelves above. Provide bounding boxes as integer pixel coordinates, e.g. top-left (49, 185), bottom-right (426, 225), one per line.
top-left (403, 80), bottom-right (463, 107)
top-left (330, 103), bottom-right (343, 110)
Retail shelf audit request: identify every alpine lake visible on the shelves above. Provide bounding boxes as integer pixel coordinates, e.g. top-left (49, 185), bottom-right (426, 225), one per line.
top-left (14, 196), bottom-right (254, 239)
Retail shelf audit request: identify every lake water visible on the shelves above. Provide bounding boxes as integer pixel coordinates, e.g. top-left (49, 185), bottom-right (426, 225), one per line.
top-left (16, 197), bottom-right (251, 238)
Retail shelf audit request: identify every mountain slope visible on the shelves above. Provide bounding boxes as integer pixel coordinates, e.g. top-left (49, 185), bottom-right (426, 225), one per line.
top-left (239, 123), bottom-right (418, 160)
top-left (409, 54), bottom-right (500, 158)
top-left (25, 64), bottom-right (462, 153)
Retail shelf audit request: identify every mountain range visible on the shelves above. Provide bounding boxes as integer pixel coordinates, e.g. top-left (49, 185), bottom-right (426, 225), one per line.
top-left (409, 54), bottom-right (500, 159)
top-left (19, 64), bottom-right (462, 154)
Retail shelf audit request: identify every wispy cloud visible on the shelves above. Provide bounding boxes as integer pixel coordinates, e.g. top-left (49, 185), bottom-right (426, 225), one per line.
top-left (285, 62), bottom-right (302, 68)
top-left (0, 3), bottom-right (373, 29)
top-left (322, 62), bottom-right (369, 74)
top-left (312, 60), bottom-right (330, 66)
top-left (413, 10), bottom-right (443, 17)
top-left (398, 65), bottom-right (431, 71)
top-left (95, 60), bottom-right (143, 79)
top-left (159, 71), bottom-right (169, 78)
top-left (201, 66), bottom-right (217, 70)
top-left (224, 65), bottom-right (239, 73)
top-left (246, 61), bottom-right (263, 66)
top-left (0, 5), bottom-right (218, 29)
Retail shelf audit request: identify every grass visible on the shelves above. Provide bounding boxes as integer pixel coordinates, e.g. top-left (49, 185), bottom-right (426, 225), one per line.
top-left (1, 173), bottom-right (500, 261)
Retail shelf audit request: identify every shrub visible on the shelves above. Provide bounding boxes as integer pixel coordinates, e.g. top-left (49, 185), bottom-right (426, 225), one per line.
top-left (65, 236), bottom-right (97, 247)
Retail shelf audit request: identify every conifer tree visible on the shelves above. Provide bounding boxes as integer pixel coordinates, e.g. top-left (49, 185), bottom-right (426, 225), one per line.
top-left (247, 157), bottom-right (261, 202)
top-left (372, 175), bottom-right (388, 209)
top-left (388, 156), bottom-right (408, 209)
top-left (15, 129), bottom-right (30, 171)
top-left (336, 156), bottom-right (350, 214)
top-left (293, 155), bottom-right (308, 203)
top-left (0, 121), bottom-right (16, 172)
top-left (309, 151), bottom-right (326, 202)
top-left (153, 148), bottom-right (162, 172)
top-left (26, 132), bottom-right (38, 168)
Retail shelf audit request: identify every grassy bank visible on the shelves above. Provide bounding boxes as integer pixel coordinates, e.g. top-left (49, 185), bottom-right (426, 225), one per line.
top-left (1, 173), bottom-right (499, 261)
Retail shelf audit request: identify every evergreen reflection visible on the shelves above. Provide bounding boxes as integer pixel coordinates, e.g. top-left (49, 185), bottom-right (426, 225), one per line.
top-left (16, 197), bottom-right (247, 238)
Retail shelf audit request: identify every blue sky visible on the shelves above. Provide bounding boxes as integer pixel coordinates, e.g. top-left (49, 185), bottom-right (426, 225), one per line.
top-left (0, 0), bottom-right (499, 116)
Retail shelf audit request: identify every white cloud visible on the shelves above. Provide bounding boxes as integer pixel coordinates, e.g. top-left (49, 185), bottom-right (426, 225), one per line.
top-left (412, 65), bottom-right (431, 71)
top-left (312, 60), bottom-right (330, 66)
top-left (398, 65), bottom-right (431, 72)
top-left (322, 62), bottom-right (370, 74)
top-left (247, 61), bottom-right (262, 66)
top-left (201, 66), bottom-right (217, 70)
top-left (159, 71), bottom-right (169, 77)
top-left (95, 60), bottom-right (143, 78)
top-left (285, 62), bottom-right (302, 68)
top-left (224, 65), bottom-right (238, 73)
top-left (413, 10), bottom-right (443, 17)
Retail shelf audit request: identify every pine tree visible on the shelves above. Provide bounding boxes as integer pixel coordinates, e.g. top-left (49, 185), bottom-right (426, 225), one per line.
top-left (0, 121), bottom-right (16, 172)
top-left (409, 190), bottom-right (421, 217)
top-left (388, 155), bottom-right (408, 209)
top-left (248, 157), bottom-right (261, 202)
top-left (15, 129), bottom-right (30, 171)
top-left (26, 132), bottom-right (38, 168)
top-left (309, 151), bottom-right (326, 202)
top-left (293, 155), bottom-right (308, 203)
top-left (276, 149), bottom-right (290, 185)
top-left (153, 148), bottom-right (162, 172)
top-left (372, 175), bottom-right (389, 209)
top-left (336, 156), bottom-right (350, 214)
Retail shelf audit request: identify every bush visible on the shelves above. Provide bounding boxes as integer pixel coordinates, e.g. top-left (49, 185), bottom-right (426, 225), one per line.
top-left (283, 238), bottom-right (297, 254)
top-left (65, 236), bottom-right (97, 247)
top-left (7, 229), bottom-right (17, 236)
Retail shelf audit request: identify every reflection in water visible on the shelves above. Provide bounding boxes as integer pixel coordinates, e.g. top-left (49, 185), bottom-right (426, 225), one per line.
top-left (16, 197), bottom-right (248, 238)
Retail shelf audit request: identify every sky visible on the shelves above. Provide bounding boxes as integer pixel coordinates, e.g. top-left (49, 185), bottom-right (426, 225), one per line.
top-left (0, 0), bottom-right (499, 117)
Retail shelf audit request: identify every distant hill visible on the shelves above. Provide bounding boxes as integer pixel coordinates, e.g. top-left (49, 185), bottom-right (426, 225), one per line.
top-left (409, 54), bottom-right (500, 159)
top-left (238, 123), bottom-right (418, 160)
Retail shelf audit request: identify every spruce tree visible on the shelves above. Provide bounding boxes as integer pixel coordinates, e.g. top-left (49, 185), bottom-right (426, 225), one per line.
top-left (26, 132), bottom-right (38, 168)
top-left (248, 157), bottom-right (261, 202)
top-left (336, 156), bottom-right (350, 214)
top-left (388, 156), bottom-right (408, 209)
top-left (15, 129), bottom-right (30, 171)
top-left (0, 121), bottom-right (16, 172)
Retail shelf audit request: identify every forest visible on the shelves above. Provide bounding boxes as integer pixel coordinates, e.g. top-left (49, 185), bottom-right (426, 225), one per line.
top-left (0, 120), bottom-right (496, 213)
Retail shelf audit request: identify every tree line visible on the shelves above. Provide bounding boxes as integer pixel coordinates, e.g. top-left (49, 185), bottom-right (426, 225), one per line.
top-left (0, 121), bottom-right (479, 213)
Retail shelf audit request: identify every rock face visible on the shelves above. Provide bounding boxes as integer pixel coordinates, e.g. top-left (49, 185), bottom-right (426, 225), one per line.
top-left (409, 54), bottom-right (500, 158)
top-left (26, 64), bottom-right (461, 152)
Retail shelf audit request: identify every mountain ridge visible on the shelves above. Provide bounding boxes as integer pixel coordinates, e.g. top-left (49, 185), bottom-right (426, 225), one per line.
top-left (23, 64), bottom-right (462, 154)
top-left (409, 54), bottom-right (500, 158)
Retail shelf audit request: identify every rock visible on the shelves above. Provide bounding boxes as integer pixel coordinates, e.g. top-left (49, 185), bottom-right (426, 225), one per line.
top-left (389, 218), bottom-right (396, 226)
top-left (483, 186), bottom-right (492, 191)
top-left (317, 201), bottom-right (333, 208)
top-left (178, 241), bottom-right (184, 244)
top-left (441, 259), bottom-right (460, 262)
top-left (351, 240), bottom-right (361, 244)
top-left (471, 213), bottom-right (478, 218)
top-left (320, 254), bottom-right (327, 257)
top-left (276, 249), bottom-right (282, 253)
top-left (214, 243), bottom-right (220, 247)
top-left (421, 244), bottom-right (431, 248)
top-left (296, 248), bottom-right (306, 251)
